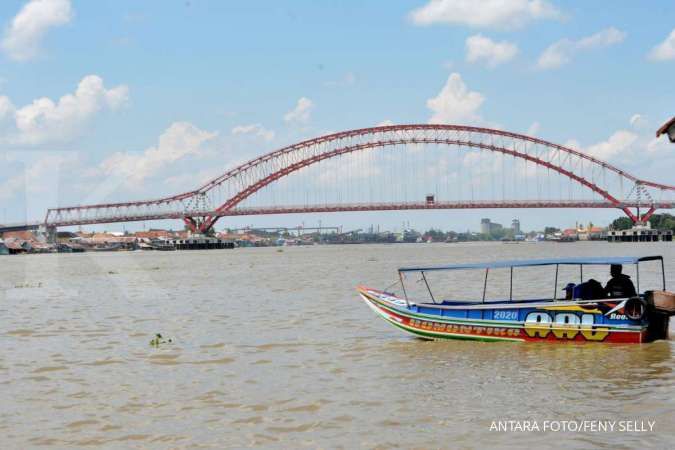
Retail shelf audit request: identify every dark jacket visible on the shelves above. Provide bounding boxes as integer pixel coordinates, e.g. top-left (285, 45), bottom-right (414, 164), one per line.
top-left (605, 274), bottom-right (637, 298)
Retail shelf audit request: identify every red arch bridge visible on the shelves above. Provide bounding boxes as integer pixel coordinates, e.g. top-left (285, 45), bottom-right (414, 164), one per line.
top-left (43, 125), bottom-right (674, 233)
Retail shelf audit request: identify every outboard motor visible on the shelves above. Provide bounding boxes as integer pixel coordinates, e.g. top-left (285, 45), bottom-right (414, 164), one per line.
top-left (645, 290), bottom-right (675, 341)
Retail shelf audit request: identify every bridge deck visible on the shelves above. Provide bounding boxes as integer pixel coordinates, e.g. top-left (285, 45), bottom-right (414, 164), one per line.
top-left (40, 200), bottom-right (674, 227)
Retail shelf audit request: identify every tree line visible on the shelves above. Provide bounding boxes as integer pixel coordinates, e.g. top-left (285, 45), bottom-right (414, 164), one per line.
top-left (610, 213), bottom-right (675, 231)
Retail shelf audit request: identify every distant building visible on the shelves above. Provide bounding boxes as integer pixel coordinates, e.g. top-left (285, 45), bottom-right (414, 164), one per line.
top-left (511, 219), bottom-right (521, 235)
top-left (575, 223), bottom-right (606, 241)
top-left (561, 228), bottom-right (579, 241)
top-left (480, 218), bottom-right (490, 235)
top-left (480, 218), bottom-right (503, 235)
top-left (134, 230), bottom-right (174, 240)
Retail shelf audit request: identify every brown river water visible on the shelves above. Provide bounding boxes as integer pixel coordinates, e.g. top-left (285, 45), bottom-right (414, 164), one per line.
top-left (1, 242), bottom-right (674, 449)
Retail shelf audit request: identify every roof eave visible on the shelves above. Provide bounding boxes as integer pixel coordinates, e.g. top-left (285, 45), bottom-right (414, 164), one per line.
top-left (656, 116), bottom-right (675, 138)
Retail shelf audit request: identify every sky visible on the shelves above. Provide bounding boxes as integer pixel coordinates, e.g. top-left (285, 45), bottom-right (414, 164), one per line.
top-left (0, 0), bottom-right (674, 233)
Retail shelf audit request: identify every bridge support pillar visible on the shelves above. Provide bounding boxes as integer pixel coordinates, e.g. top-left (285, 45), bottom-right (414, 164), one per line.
top-left (37, 225), bottom-right (57, 243)
top-left (184, 216), bottom-right (219, 236)
top-left (198, 216), bottom-right (219, 235)
top-left (622, 205), bottom-right (659, 226)
top-left (640, 207), bottom-right (657, 224)
top-left (621, 207), bottom-right (639, 224)
top-left (183, 217), bottom-right (198, 233)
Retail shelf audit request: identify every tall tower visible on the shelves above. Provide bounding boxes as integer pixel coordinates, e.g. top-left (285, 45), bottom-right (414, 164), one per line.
top-left (512, 219), bottom-right (521, 235)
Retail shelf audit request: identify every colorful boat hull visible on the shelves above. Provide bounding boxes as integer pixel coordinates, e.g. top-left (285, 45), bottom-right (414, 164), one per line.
top-left (357, 286), bottom-right (650, 344)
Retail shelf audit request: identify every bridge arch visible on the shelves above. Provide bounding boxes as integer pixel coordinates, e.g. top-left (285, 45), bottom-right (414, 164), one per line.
top-left (192, 125), bottom-right (674, 232)
top-left (45, 125), bottom-right (675, 231)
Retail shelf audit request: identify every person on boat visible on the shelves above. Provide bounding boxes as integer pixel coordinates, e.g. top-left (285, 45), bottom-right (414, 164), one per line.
top-left (605, 264), bottom-right (637, 298)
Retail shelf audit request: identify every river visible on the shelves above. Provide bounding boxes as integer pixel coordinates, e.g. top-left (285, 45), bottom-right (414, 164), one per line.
top-left (1, 242), bottom-right (673, 449)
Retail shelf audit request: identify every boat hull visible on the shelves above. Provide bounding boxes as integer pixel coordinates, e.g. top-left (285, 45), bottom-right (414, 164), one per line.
top-left (358, 286), bottom-right (651, 344)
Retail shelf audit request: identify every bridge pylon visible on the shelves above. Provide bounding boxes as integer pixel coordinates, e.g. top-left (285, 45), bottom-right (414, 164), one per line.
top-left (183, 216), bottom-right (218, 236)
top-left (621, 181), bottom-right (660, 225)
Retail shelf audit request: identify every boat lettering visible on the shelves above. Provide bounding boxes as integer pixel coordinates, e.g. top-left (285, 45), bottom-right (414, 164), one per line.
top-left (551, 313), bottom-right (580, 339)
top-left (609, 313), bottom-right (627, 320)
top-left (408, 319), bottom-right (519, 337)
top-left (494, 310), bottom-right (518, 320)
top-left (524, 312), bottom-right (609, 341)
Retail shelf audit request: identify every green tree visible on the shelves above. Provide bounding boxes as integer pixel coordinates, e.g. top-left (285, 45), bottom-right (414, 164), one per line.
top-left (610, 217), bottom-right (633, 230)
top-left (609, 213), bottom-right (675, 231)
top-left (490, 227), bottom-right (507, 240)
top-left (649, 213), bottom-right (675, 231)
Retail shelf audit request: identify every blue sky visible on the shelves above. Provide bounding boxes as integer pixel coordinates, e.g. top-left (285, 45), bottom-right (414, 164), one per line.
top-left (0, 0), bottom-right (674, 232)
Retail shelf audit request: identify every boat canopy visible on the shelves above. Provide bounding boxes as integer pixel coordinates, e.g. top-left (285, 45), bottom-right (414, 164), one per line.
top-left (399, 256), bottom-right (663, 273)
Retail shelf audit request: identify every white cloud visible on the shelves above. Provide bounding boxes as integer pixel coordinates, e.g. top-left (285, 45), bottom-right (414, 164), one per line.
top-left (410, 0), bottom-right (561, 29)
top-left (567, 115), bottom-right (672, 163)
top-left (0, 152), bottom-right (77, 201)
top-left (565, 116), bottom-right (675, 184)
top-left (0, 95), bottom-right (15, 120)
top-left (585, 130), bottom-right (638, 161)
top-left (164, 167), bottom-right (223, 190)
top-left (427, 72), bottom-right (485, 124)
top-left (648, 29), bottom-right (675, 61)
top-left (0, 173), bottom-right (25, 201)
top-left (576, 27), bottom-right (626, 49)
top-left (644, 116), bottom-right (674, 154)
top-left (647, 135), bottom-right (671, 154)
top-left (562, 139), bottom-right (581, 151)
top-left (283, 97), bottom-right (313, 124)
top-left (465, 34), bottom-right (518, 68)
top-left (537, 39), bottom-right (574, 69)
top-left (629, 114), bottom-right (648, 130)
top-left (98, 122), bottom-right (217, 187)
top-left (315, 152), bottom-right (381, 187)
top-left (6, 75), bottom-right (129, 145)
top-left (376, 120), bottom-right (395, 126)
top-left (537, 27), bottom-right (626, 70)
top-left (1, 0), bottom-right (73, 61)
top-left (526, 121), bottom-right (540, 136)
top-left (460, 150), bottom-right (508, 186)
top-left (231, 123), bottom-right (275, 142)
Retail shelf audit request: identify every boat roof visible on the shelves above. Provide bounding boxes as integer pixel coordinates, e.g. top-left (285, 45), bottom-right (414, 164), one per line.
top-left (399, 256), bottom-right (662, 272)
